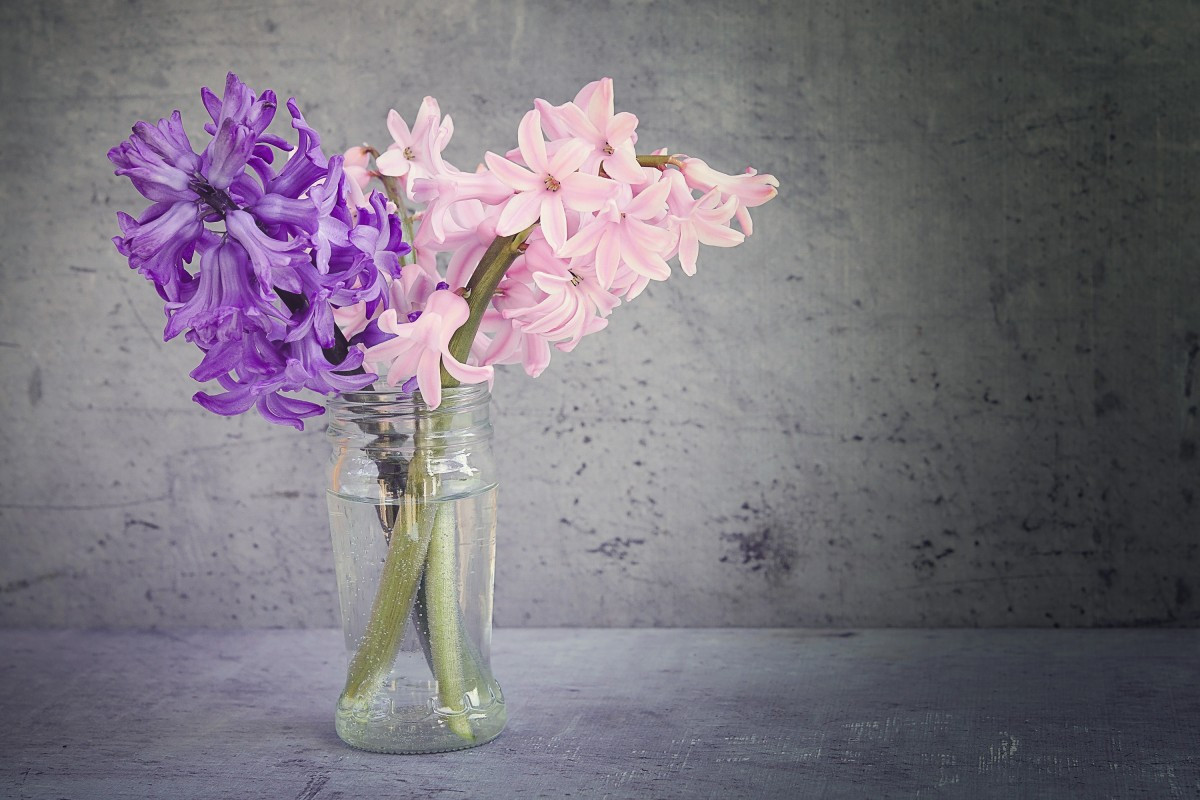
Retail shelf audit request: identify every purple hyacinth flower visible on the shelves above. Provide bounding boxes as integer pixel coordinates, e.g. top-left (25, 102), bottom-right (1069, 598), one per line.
top-left (164, 237), bottom-right (290, 345)
top-left (111, 73), bottom-right (414, 429)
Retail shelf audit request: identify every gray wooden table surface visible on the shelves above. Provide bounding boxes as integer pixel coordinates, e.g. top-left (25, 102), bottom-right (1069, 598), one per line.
top-left (1, 628), bottom-right (1197, 799)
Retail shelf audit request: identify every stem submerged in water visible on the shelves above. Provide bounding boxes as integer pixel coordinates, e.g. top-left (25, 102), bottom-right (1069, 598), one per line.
top-left (340, 447), bottom-right (437, 703)
top-left (425, 503), bottom-right (475, 741)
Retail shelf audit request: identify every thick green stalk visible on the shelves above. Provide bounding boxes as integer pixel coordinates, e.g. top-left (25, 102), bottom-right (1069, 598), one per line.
top-left (441, 226), bottom-right (535, 385)
top-left (340, 448), bottom-right (437, 702)
top-left (425, 503), bottom-right (475, 741)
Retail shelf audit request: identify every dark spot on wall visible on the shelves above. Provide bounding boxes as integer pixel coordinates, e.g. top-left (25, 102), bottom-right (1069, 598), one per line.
top-left (28, 367), bottom-right (42, 406)
top-left (1176, 578), bottom-right (1192, 608)
top-left (719, 527), bottom-right (797, 586)
top-left (587, 537), bottom-right (644, 561)
top-left (1094, 391), bottom-right (1123, 417)
top-left (1098, 568), bottom-right (1117, 589)
top-left (1, 572), bottom-right (64, 594)
top-left (1180, 440), bottom-right (1196, 462)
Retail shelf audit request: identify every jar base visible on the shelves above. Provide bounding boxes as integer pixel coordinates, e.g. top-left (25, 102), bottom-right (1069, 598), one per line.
top-left (334, 692), bottom-right (507, 754)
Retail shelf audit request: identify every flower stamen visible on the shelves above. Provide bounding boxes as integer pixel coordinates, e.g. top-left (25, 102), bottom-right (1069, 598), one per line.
top-left (189, 174), bottom-right (238, 216)
top-left (544, 175), bottom-right (561, 192)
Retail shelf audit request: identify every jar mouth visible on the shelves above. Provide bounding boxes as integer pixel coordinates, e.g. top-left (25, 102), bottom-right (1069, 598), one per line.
top-left (332, 381), bottom-right (490, 410)
top-left (326, 381), bottom-right (492, 440)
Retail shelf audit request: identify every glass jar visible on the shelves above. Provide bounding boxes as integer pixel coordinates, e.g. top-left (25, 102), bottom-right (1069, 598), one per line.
top-left (326, 382), bottom-right (504, 753)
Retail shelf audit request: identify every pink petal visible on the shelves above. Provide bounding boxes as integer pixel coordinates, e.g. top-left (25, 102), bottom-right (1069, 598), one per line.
top-left (416, 350), bottom-right (443, 408)
top-left (413, 96), bottom-right (441, 140)
top-left (623, 273), bottom-right (651, 300)
top-left (560, 172), bottom-right (615, 212)
top-left (678, 224), bottom-right (700, 276)
top-left (557, 216), bottom-right (607, 259)
top-left (530, 272), bottom-right (574, 293)
top-left (539, 196), bottom-right (568, 251)
top-left (624, 217), bottom-right (673, 253)
top-left (595, 228), bottom-right (621, 289)
top-left (442, 354), bottom-right (494, 387)
top-left (518, 110), bottom-right (550, 174)
top-left (586, 77), bottom-right (615, 131)
top-left (605, 112), bottom-right (638, 146)
top-left (571, 79), bottom-right (602, 111)
top-left (375, 148), bottom-right (411, 178)
top-left (386, 109), bottom-right (412, 147)
top-left (445, 241), bottom-right (485, 288)
top-left (495, 189), bottom-right (544, 236)
top-left (621, 228), bottom-right (671, 281)
top-left (383, 343), bottom-right (421, 386)
top-left (601, 146), bottom-right (645, 185)
top-left (483, 151), bottom-right (540, 192)
top-left (547, 138), bottom-right (591, 178)
top-left (533, 98), bottom-right (571, 139)
top-left (522, 335), bottom-right (552, 377)
top-left (558, 102), bottom-right (601, 143)
top-left (694, 216), bottom-right (745, 248)
top-left (436, 114), bottom-right (454, 150)
top-left (556, 317), bottom-right (607, 352)
top-left (425, 290), bottom-right (471, 329)
top-left (626, 175), bottom-right (672, 219)
top-left (481, 321), bottom-right (520, 366)
top-left (735, 204), bottom-right (754, 236)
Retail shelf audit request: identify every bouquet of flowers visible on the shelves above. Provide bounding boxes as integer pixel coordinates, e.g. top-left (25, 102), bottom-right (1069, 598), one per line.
top-left (109, 73), bottom-right (777, 750)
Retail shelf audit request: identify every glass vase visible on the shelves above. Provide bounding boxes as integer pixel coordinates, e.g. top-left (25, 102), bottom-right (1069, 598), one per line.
top-left (325, 382), bottom-right (504, 753)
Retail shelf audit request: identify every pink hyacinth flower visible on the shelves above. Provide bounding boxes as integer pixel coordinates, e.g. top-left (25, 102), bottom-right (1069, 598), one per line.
top-left (411, 166), bottom-right (511, 244)
top-left (664, 170), bottom-right (744, 276)
top-left (502, 240), bottom-right (619, 352)
top-left (480, 279), bottom-right (554, 377)
top-left (363, 289), bottom-right (493, 409)
top-left (550, 77), bottom-right (644, 185)
top-left (678, 157), bottom-right (779, 236)
top-left (556, 171), bottom-right (674, 292)
top-left (376, 97), bottom-right (454, 200)
top-left (332, 300), bottom-right (370, 340)
top-left (342, 145), bottom-right (373, 190)
top-left (484, 109), bottom-right (615, 251)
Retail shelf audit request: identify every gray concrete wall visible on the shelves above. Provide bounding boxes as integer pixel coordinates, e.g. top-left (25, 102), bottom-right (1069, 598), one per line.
top-left (1, 0), bottom-right (1196, 628)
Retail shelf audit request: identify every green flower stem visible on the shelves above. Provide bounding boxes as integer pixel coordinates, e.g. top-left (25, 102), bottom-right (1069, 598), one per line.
top-left (377, 174), bottom-right (417, 267)
top-left (425, 502), bottom-right (475, 741)
top-left (364, 146), bottom-right (416, 267)
top-left (340, 445), bottom-right (437, 703)
top-left (442, 226), bottom-right (536, 384)
top-left (636, 154), bottom-right (683, 170)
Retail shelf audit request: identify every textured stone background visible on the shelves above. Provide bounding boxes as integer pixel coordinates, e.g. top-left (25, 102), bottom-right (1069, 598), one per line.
top-left (1, 0), bottom-right (1197, 628)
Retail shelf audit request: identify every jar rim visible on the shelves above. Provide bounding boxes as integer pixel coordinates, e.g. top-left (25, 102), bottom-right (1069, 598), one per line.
top-left (327, 380), bottom-right (490, 414)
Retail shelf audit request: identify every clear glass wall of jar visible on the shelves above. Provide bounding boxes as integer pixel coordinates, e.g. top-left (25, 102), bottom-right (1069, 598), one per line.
top-left (326, 382), bottom-right (504, 753)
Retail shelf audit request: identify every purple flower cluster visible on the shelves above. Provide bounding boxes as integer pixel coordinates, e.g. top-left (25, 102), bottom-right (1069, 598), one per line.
top-left (109, 74), bottom-right (409, 428)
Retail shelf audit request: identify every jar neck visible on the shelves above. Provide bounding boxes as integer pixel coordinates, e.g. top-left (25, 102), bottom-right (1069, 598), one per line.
top-left (326, 382), bottom-right (491, 447)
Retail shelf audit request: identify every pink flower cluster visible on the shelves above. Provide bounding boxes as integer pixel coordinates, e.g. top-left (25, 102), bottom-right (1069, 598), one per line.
top-left (336, 79), bottom-right (778, 406)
